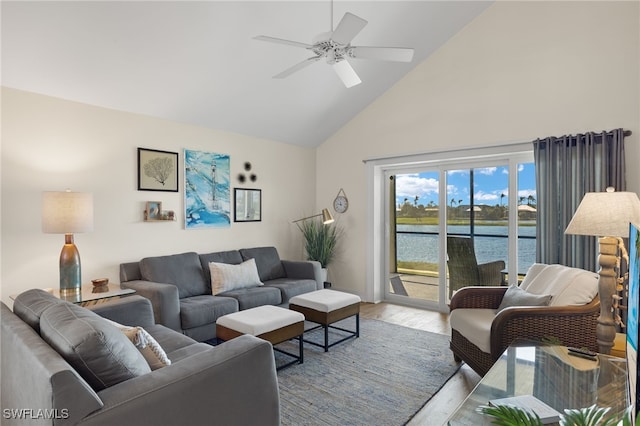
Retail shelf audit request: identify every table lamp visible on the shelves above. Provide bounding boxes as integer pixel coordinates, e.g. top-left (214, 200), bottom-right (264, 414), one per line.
top-left (42, 190), bottom-right (94, 296)
top-left (565, 187), bottom-right (640, 354)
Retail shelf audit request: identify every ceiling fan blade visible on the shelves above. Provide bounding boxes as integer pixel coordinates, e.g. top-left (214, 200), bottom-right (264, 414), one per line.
top-left (273, 57), bottom-right (321, 79)
top-left (331, 12), bottom-right (367, 45)
top-left (333, 59), bottom-right (361, 88)
top-left (254, 35), bottom-right (313, 49)
top-left (349, 46), bottom-right (414, 62)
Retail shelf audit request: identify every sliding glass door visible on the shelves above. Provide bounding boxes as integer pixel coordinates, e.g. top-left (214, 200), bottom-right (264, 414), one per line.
top-left (385, 153), bottom-right (535, 311)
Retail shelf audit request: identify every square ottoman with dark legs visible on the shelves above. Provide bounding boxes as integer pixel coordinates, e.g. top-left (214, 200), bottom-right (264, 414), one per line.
top-left (289, 289), bottom-right (361, 352)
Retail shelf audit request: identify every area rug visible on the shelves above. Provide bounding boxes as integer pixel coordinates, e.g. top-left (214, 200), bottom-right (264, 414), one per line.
top-left (274, 318), bottom-right (461, 426)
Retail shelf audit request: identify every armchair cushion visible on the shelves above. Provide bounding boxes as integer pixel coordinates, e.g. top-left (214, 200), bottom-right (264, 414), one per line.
top-left (449, 308), bottom-right (497, 353)
top-left (497, 285), bottom-right (551, 312)
top-left (519, 263), bottom-right (598, 306)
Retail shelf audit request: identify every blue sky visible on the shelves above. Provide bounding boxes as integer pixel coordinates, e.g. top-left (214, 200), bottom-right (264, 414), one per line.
top-left (395, 163), bottom-right (537, 207)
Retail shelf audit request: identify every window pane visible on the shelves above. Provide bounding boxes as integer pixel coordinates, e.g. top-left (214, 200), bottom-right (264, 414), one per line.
top-left (392, 172), bottom-right (440, 301)
top-left (517, 162), bottom-right (537, 278)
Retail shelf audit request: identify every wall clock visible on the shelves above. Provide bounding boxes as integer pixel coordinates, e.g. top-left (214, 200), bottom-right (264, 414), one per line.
top-left (333, 188), bottom-right (349, 213)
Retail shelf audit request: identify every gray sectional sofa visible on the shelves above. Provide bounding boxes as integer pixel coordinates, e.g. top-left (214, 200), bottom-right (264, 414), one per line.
top-left (120, 246), bottom-right (322, 342)
top-left (1, 289), bottom-right (280, 426)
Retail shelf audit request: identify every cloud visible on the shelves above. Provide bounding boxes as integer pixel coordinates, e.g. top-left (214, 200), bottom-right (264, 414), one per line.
top-left (476, 167), bottom-right (497, 176)
top-left (474, 190), bottom-right (499, 202)
top-left (395, 174), bottom-right (439, 199)
top-left (518, 189), bottom-right (537, 198)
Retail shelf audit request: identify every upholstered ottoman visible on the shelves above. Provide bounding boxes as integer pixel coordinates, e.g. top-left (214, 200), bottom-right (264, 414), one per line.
top-left (216, 305), bottom-right (305, 369)
top-left (289, 289), bottom-right (361, 352)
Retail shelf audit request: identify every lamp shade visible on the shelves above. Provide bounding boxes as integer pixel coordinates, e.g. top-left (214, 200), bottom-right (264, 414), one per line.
top-left (322, 208), bottom-right (334, 224)
top-left (42, 191), bottom-right (94, 234)
top-left (565, 189), bottom-right (640, 237)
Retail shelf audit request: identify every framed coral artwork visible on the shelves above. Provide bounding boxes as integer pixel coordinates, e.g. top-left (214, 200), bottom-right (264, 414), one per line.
top-left (138, 148), bottom-right (179, 192)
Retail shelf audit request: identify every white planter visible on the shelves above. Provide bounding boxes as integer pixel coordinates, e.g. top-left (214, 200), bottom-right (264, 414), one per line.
top-left (319, 268), bottom-right (328, 283)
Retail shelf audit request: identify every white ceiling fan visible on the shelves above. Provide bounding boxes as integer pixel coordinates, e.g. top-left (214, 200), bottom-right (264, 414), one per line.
top-left (254, 3), bottom-right (414, 88)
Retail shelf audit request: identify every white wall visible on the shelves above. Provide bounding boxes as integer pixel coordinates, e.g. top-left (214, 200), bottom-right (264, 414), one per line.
top-left (1, 88), bottom-right (317, 304)
top-left (317, 1), bottom-right (640, 300)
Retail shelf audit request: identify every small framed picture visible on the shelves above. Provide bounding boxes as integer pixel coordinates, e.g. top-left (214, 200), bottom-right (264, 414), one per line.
top-left (138, 148), bottom-right (179, 192)
top-left (234, 188), bottom-right (261, 222)
top-left (145, 201), bottom-right (162, 221)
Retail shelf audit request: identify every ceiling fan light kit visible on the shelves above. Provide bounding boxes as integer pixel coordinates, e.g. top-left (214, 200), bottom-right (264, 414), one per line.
top-left (254, 7), bottom-right (414, 88)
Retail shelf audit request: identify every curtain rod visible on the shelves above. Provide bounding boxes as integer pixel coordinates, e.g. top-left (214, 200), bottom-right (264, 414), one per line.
top-left (541, 129), bottom-right (632, 141)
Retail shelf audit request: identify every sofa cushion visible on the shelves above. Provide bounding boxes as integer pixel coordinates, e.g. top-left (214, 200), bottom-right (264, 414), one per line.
top-left (13, 289), bottom-right (64, 333)
top-left (264, 278), bottom-right (317, 303)
top-left (449, 308), bottom-right (497, 353)
top-left (519, 263), bottom-right (599, 306)
top-left (103, 318), bottom-right (171, 370)
top-left (40, 302), bottom-right (151, 391)
top-left (240, 246), bottom-right (286, 281)
top-left (497, 285), bottom-right (552, 312)
top-left (218, 286), bottom-right (282, 310)
top-left (140, 252), bottom-right (208, 299)
top-left (209, 258), bottom-right (264, 295)
top-left (199, 250), bottom-right (244, 287)
top-left (179, 295), bottom-right (239, 329)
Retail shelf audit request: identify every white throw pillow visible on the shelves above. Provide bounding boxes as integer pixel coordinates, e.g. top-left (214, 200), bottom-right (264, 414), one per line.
top-left (103, 319), bottom-right (171, 370)
top-left (209, 258), bottom-right (264, 295)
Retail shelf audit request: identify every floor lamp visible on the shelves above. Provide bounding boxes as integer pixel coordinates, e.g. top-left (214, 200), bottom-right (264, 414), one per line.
top-left (42, 190), bottom-right (94, 296)
top-left (292, 208), bottom-right (335, 227)
top-left (565, 187), bottom-right (640, 354)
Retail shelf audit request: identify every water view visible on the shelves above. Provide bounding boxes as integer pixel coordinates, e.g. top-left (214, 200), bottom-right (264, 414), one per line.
top-left (396, 224), bottom-right (536, 274)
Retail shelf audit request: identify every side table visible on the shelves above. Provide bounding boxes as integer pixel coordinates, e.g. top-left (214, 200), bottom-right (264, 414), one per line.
top-left (447, 343), bottom-right (629, 425)
top-left (11, 283), bottom-right (135, 307)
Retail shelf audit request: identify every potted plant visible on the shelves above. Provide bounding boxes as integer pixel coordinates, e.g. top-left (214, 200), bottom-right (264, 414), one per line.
top-left (477, 403), bottom-right (633, 426)
top-left (298, 219), bottom-right (340, 282)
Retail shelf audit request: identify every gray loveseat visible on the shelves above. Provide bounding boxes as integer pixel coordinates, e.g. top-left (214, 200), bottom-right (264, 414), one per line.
top-left (120, 246), bottom-right (322, 342)
top-left (1, 289), bottom-right (280, 426)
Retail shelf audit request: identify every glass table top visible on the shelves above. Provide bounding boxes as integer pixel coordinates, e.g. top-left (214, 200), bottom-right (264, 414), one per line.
top-left (447, 343), bottom-right (629, 425)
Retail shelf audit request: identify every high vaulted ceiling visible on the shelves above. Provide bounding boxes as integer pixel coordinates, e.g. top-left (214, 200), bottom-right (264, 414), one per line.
top-left (2, 1), bottom-right (492, 147)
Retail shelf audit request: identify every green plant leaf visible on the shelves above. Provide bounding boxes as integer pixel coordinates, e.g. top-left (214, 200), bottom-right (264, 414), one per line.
top-left (478, 404), bottom-right (544, 426)
top-left (297, 219), bottom-right (340, 267)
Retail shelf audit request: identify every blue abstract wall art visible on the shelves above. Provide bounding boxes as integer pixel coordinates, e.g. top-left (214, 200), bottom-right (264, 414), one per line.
top-left (184, 149), bottom-right (230, 229)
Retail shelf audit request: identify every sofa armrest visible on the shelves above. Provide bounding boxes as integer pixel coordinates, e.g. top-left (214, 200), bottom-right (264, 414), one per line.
top-left (282, 260), bottom-right (323, 290)
top-left (282, 260), bottom-right (314, 279)
top-left (490, 297), bottom-right (600, 357)
top-left (449, 286), bottom-right (507, 311)
top-left (83, 335), bottom-right (279, 426)
top-left (120, 280), bottom-right (181, 331)
top-left (87, 296), bottom-right (155, 328)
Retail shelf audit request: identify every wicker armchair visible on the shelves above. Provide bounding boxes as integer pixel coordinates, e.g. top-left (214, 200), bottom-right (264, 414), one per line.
top-left (449, 264), bottom-right (600, 377)
top-left (446, 236), bottom-right (505, 298)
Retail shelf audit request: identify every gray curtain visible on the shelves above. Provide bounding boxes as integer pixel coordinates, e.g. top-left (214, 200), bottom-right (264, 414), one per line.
top-left (533, 129), bottom-right (627, 271)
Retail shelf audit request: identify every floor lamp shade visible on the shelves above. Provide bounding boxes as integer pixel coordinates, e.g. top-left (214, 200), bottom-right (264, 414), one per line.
top-left (42, 191), bottom-right (94, 294)
top-left (565, 188), bottom-right (640, 354)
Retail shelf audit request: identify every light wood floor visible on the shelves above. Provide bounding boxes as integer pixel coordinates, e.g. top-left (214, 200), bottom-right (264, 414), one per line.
top-left (360, 302), bottom-right (482, 426)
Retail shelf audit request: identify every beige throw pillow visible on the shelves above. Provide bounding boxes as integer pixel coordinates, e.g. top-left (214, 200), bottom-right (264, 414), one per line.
top-left (104, 319), bottom-right (171, 370)
top-left (209, 258), bottom-right (264, 295)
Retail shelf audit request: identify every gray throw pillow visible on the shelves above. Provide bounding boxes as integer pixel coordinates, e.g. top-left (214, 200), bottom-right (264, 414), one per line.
top-left (497, 285), bottom-right (552, 312)
top-left (40, 302), bottom-right (151, 391)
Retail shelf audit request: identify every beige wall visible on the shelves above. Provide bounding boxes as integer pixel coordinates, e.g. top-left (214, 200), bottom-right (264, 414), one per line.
top-left (1, 88), bottom-right (317, 304)
top-left (2, 2), bottom-right (638, 305)
top-left (317, 1), bottom-right (640, 299)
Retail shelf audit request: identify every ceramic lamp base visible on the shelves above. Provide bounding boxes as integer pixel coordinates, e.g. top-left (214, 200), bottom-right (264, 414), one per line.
top-left (59, 234), bottom-right (81, 294)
